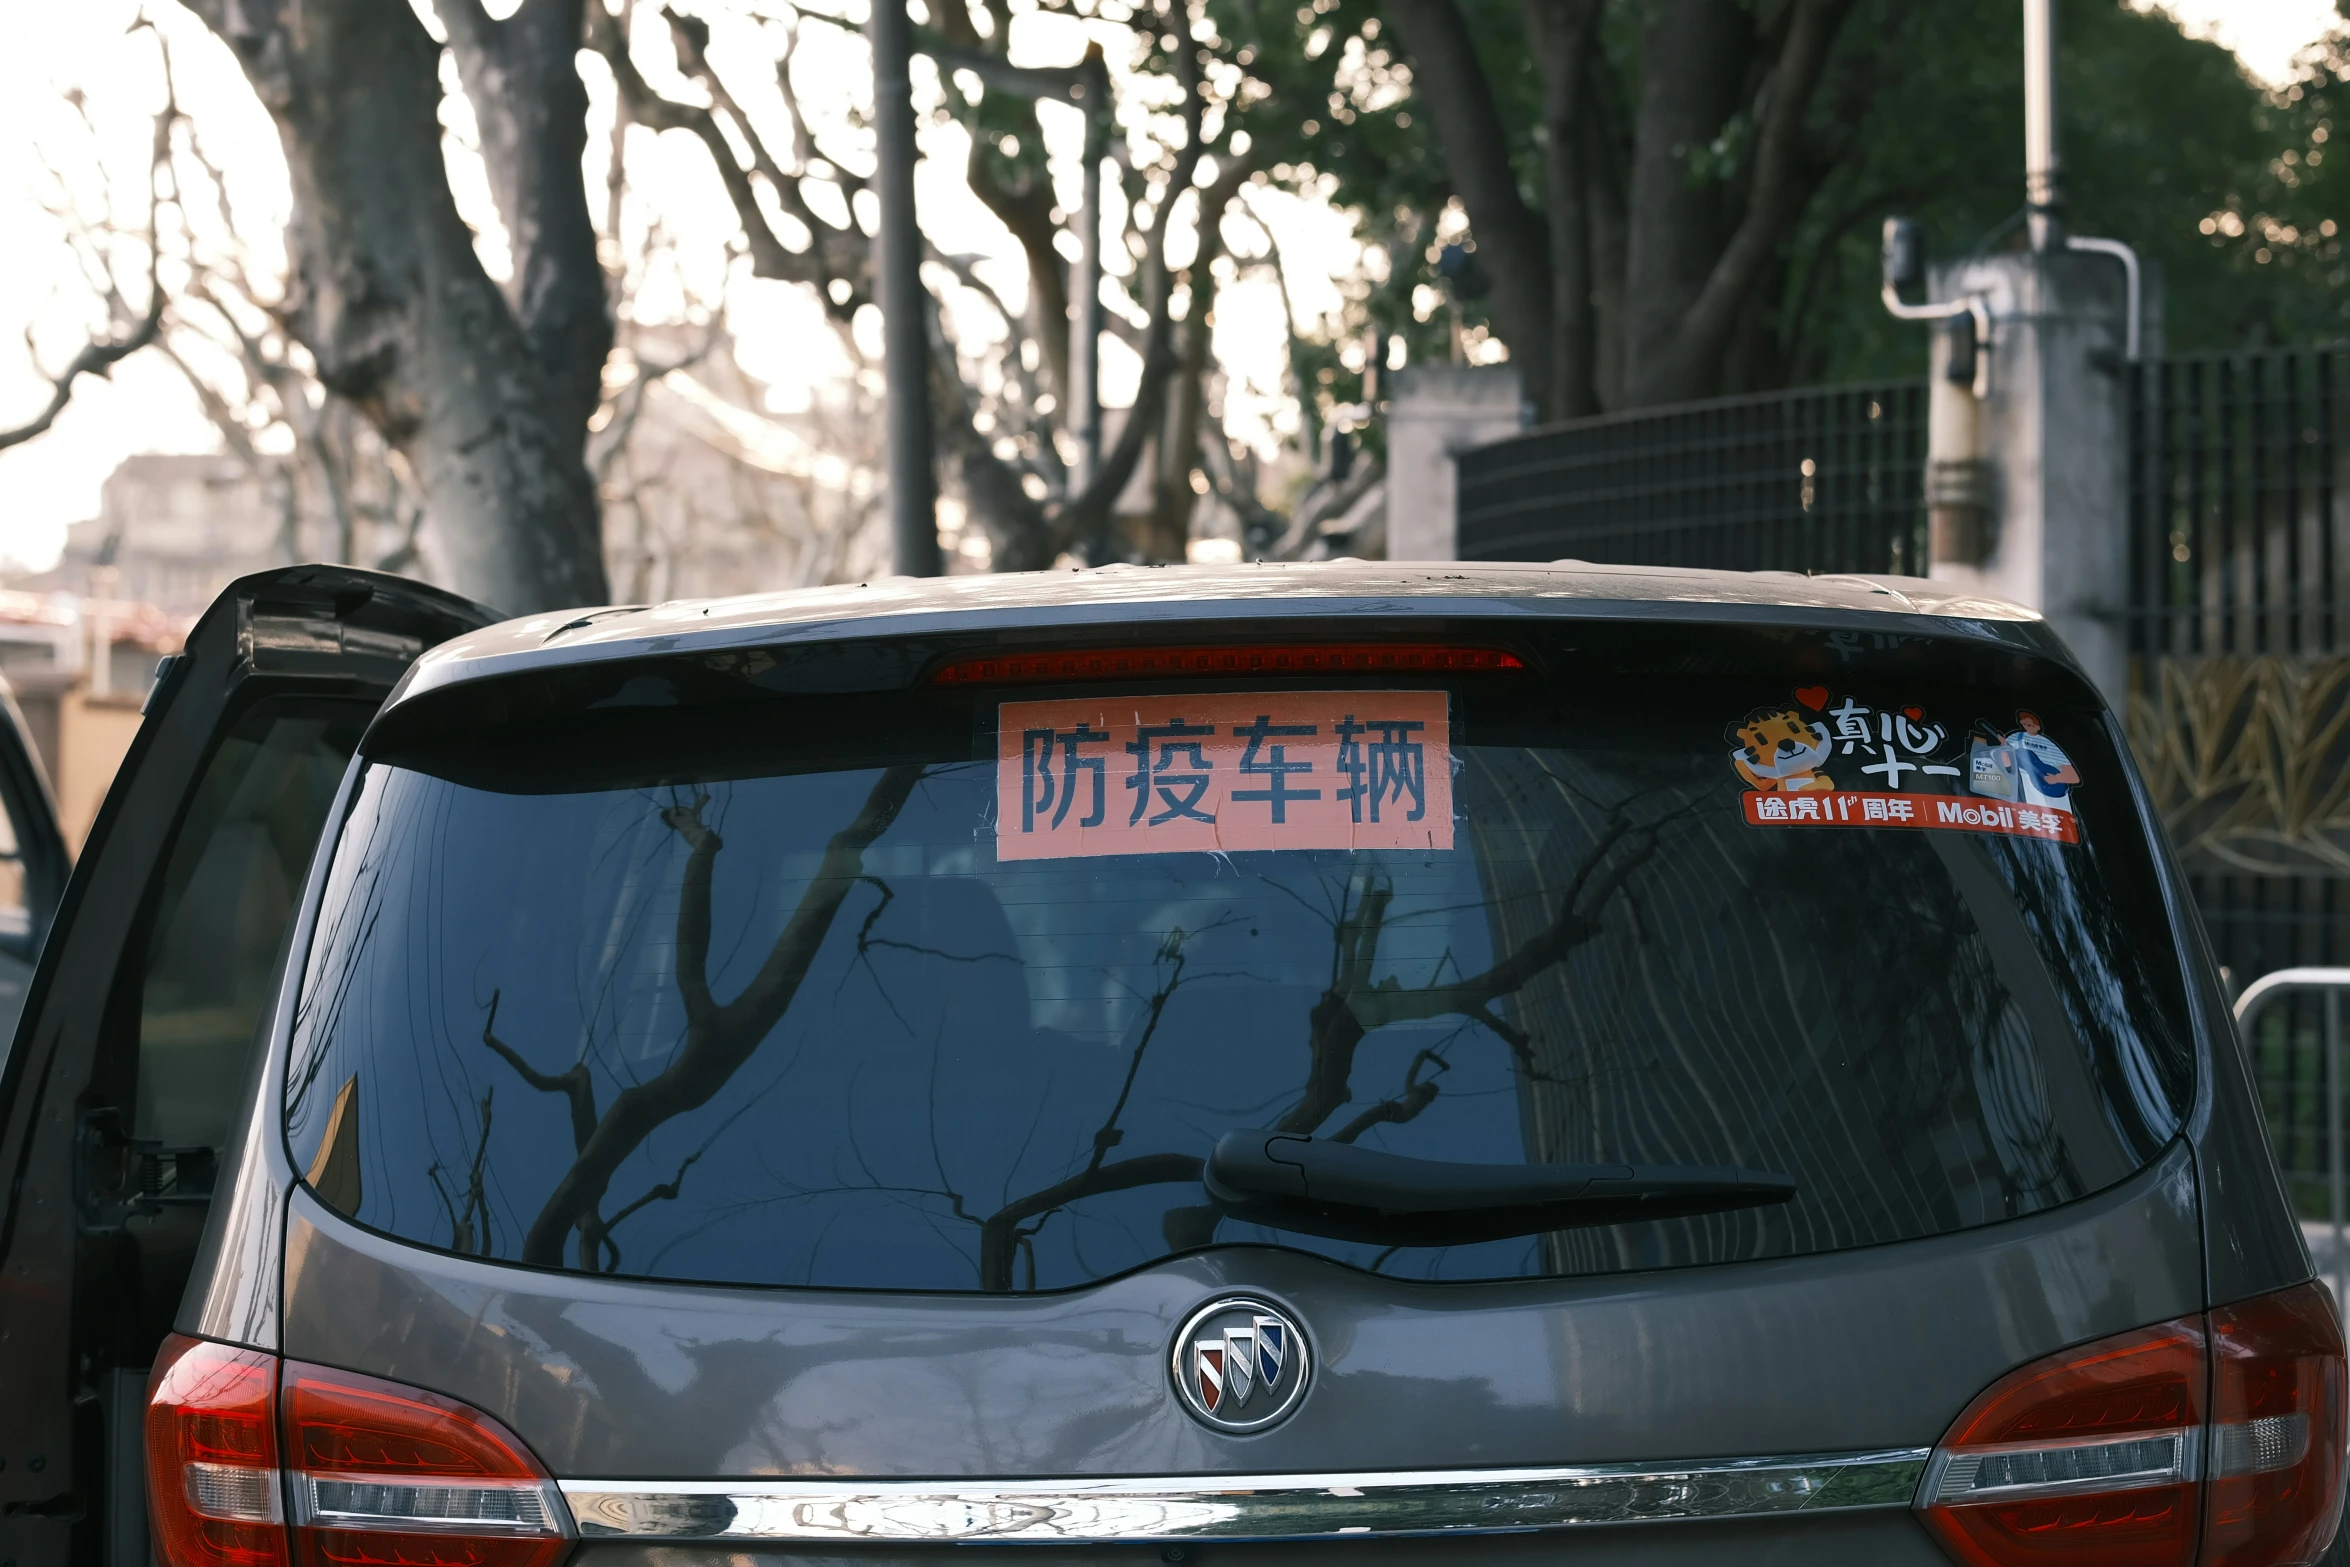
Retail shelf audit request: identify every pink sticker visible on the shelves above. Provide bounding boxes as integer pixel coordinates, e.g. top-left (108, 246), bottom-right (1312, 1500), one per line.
top-left (996, 690), bottom-right (1453, 861)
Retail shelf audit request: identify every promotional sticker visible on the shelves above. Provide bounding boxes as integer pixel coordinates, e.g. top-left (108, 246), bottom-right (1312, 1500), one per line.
top-left (1741, 789), bottom-right (2079, 843)
top-left (1730, 689), bottom-right (2081, 844)
top-left (997, 690), bottom-right (1453, 861)
top-left (1965, 711), bottom-right (2080, 816)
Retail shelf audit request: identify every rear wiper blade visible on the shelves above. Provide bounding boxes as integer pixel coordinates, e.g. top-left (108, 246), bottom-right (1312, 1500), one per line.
top-left (1204, 1131), bottom-right (1795, 1246)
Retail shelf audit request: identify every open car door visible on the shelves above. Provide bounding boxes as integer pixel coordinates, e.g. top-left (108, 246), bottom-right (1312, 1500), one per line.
top-left (0, 565), bottom-right (498, 1567)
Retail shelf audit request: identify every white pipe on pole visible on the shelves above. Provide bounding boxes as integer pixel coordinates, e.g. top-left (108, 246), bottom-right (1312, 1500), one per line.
top-left (1067, 50), bottom-right (1109, 501)
top-left (2023, 0), bottom-right (2063, 250)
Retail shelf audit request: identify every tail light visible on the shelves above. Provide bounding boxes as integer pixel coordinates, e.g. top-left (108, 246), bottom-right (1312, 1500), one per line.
top-left (148, 1338), bottom-right (286, 1567)
top-left (147, 1335), bottom-right (572, 1567)
top-left (1917, 1282), bottom-right (2347, 1567)
top-left (2204, 1284), bottom-right (2347, 1566)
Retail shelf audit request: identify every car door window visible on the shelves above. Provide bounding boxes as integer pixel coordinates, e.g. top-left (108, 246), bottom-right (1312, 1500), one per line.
top-left (0, 785), bottom-right (29, 945)
top-left (133, 701), bottom-right (369, 1154)
top-left (0, 706), bottom-right (65, 1051)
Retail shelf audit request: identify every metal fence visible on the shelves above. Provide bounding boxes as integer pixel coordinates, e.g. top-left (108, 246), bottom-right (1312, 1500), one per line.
top-left (1456, 380), bottom-right (1928, 573)
top-left (2129, 350), bottom-right (2350, 1234)
top-left (2127, 347), bottom-right (2350, 658)
top-left (2123, 347), bottom-right (2350, 992)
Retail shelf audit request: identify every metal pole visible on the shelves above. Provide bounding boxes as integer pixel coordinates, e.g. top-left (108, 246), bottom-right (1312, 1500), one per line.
top-left (867, 0), bottom-right (942, 577)
top-left (2022, 0), bottom-right (2063, 251)
top-left (1067, 47), bottom-right (1109, 497)
top-left (2331, 990), bottom-right (2343, 1305)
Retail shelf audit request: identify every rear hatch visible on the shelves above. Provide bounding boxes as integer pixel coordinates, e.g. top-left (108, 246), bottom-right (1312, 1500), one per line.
top-left (268, 618), bottom-right (2208, 1564)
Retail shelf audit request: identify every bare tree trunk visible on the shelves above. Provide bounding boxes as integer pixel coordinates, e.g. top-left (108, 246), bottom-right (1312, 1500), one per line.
top-left (1584, 82), bottom-right (1630, 411)
top-left (1524, 0), bottom-right (1602, 421)
top-left (443, 0), bottom-right (613, 446)
top-left (310, 400), bottom-right (360, 563)
top-left (966, 141), bottom-right (1073, 405)
top-left (1384, 0), bottom-right (1556, 415)
top-left (1151, 165), bottom-right (1250, 557)
top-left (1154, 287), bottom-right (1217, 556)
top-left (1641, 0), bottom-right (1854, 402)
top-left (1621, 0), bottom-right (1748, 407)
top-left (186, 0), bottom-right (609, 613)
top-left (934, 0), bottom-right (1073, 404)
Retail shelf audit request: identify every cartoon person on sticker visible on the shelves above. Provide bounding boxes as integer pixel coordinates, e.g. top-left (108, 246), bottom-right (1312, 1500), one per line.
top-left (2003, 710), bottom-right (2080, 814)
top-left (1728, 704), bottom-right (1835, 793)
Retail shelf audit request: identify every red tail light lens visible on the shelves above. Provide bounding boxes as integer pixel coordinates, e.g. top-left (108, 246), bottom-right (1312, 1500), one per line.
top-left (927, 642), bottom-right (1526, 685)
top-left (148, 1337), bottom-right (288, 1567)
top-left (283, 1362), bottom-right (570, 1567)
top-left (1917, 1315), bottom-right (2207, 1567)
top-left (1918, 1283), bottom-right (2350, 1567)
top-left (144, 1336), bottom-right (572, 1567)
top-left (2203, 1281), bottom-right (2347, 1567)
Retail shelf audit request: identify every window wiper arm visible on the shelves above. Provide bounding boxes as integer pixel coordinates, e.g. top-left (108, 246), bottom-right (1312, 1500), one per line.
top-left (1203, 1131), bottom-right (1796, 1246)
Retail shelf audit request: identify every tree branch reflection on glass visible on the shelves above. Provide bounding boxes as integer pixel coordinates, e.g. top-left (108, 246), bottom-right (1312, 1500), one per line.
top-left (283, 683), bottom-right (2192, 1295)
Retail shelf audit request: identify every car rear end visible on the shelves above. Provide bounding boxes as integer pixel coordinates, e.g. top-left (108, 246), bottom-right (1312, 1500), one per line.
top-left (148, 568), bottom-right (2346, 1566)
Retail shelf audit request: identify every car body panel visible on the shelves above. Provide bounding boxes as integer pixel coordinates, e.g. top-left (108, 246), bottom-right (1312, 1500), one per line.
top-left (278, 1143), bottom-right (2201, 1479)
top-left (561, 1509), bottom-right (1953, 1566)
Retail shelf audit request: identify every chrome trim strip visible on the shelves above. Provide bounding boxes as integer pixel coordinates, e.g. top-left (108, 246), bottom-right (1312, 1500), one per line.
top-left (560, 1449), bottom-right (1932, 1543)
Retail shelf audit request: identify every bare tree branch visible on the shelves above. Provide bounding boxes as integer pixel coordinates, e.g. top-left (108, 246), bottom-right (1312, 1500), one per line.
top-left (519, 767), bottom-right (925, 1267)
top-left (482, 988), bottom-right (601, 1154)
top-left (585, 3), bottom-right (854, 293)
top-left (0, 94), bottom-right (171, 451)
top-left (1273, 807), bottom-right (1689, 1139)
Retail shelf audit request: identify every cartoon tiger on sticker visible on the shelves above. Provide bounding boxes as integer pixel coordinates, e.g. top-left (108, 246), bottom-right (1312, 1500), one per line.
top-left (1728, 705), bottom-right (1835, 793)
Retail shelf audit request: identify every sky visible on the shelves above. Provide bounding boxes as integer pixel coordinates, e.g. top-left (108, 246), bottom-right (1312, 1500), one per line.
top-left (0, 0), bottom-right (2334, 578)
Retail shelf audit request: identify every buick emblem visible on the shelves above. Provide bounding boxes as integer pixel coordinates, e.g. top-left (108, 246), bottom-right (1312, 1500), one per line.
top-left (1170, 1296), bottom-right (1311, 1433)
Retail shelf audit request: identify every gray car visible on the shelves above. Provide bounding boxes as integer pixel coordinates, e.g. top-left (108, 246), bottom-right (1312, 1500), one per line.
top-left (0, 559), bottom-right (2342, 1567)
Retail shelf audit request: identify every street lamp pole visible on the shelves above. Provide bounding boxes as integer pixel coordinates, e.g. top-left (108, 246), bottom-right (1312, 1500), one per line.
top-left (1066, 45), bottom-right (1110, 498)
top-left (868, 0), bottom-right (942, 576)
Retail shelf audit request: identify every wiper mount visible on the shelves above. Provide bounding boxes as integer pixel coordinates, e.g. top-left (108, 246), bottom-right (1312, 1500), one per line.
top-left (1204, 1131), bottom-right (1796, 1246)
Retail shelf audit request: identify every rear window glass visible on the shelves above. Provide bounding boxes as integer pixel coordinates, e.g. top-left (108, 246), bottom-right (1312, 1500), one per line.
top-left (284, 628), bottom-right (2194, 1292)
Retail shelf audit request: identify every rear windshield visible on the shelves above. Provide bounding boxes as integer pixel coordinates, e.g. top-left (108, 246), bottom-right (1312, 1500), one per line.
top-left (284, 627), bottom-right (2195, 1292)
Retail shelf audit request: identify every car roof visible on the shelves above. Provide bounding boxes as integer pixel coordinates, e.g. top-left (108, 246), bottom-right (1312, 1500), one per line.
top-left (386, 559), bottom-right (2058, 711)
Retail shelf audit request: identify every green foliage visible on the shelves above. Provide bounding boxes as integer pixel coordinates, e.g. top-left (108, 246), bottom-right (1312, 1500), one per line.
top-left (1220, 0), bottom-right (2345, 393)
top-left (1802, 0), bottom-right (2339, 382)
top-left (1203, 0), bottom-right (1461, 369)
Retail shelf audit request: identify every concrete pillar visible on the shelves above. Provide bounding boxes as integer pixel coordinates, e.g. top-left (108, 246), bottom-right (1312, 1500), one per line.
top-left (1384, 365), bottom-right (1528, 561)
top-left (1926, 249), bottom-right (2157, 706)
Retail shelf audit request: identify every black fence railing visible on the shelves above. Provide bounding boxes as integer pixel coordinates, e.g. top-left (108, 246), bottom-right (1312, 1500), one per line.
top-left (2128, 347), bottom-right (2349, 657)
top-left (1457, 380), bottom-right (1929, 573)
top-left (2196, 874), bottom-right (2350, 983)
